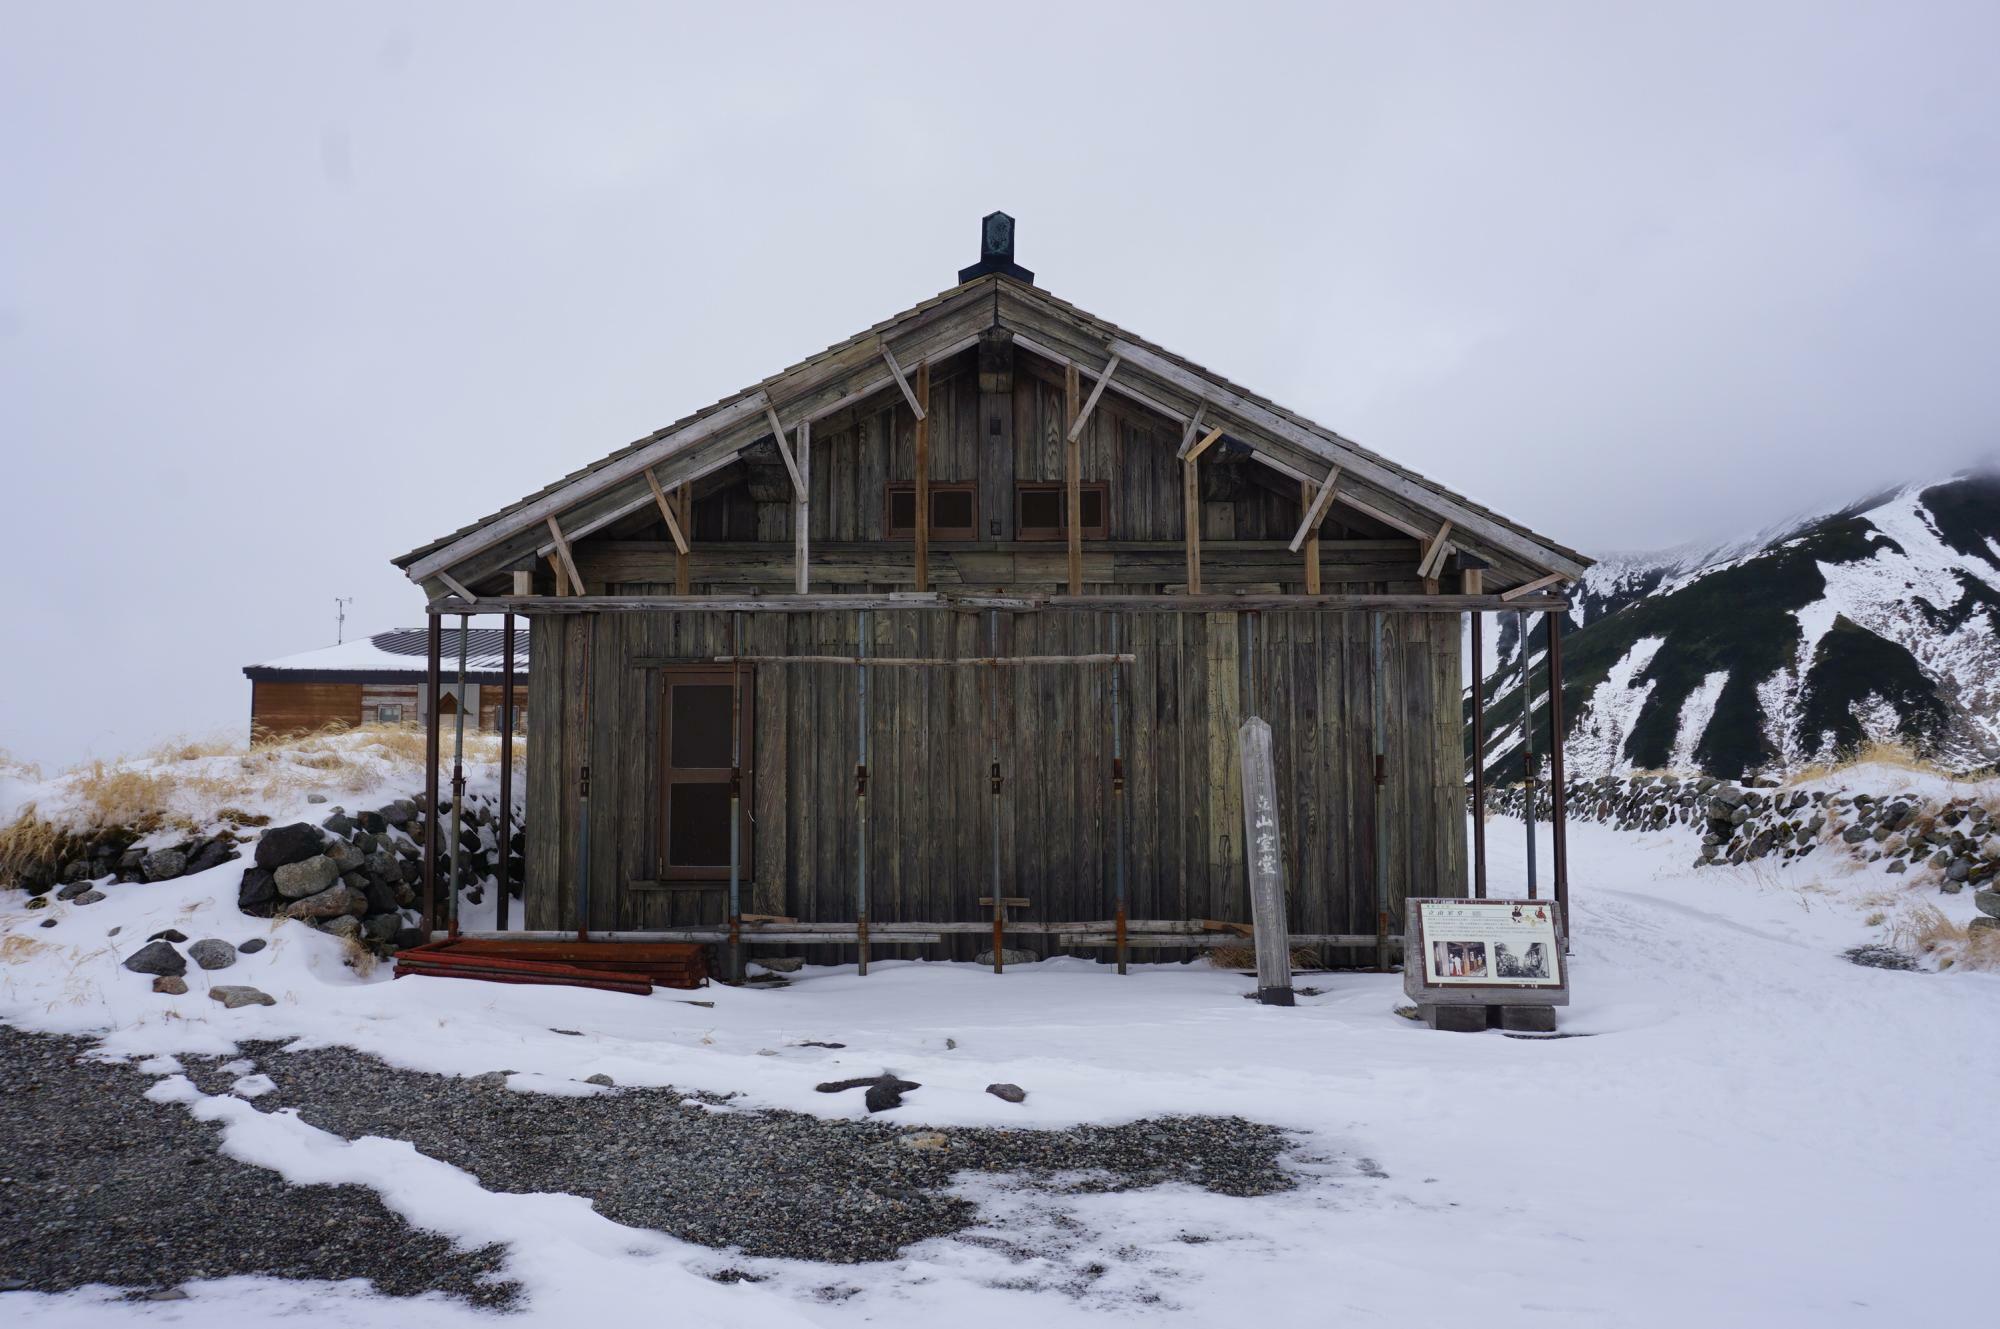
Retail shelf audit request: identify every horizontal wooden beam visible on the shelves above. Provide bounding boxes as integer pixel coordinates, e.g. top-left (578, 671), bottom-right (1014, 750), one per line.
top-left (1501, 572), bottom-right (1568, 601)
top-left (712, 653), bottom-right (1135, 667)
top-left (439, 590), bottom-right (1570, 615)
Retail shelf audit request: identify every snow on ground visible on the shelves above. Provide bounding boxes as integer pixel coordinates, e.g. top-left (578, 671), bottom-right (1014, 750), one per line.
top-left (5, 778), bottom-right (1999, 1324)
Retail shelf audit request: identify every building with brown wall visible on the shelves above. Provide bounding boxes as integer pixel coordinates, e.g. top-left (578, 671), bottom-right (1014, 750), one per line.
top-left (244, 627), bottom-right (529, 738)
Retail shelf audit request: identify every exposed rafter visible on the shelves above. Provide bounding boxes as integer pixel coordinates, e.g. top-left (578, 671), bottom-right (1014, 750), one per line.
top-left (881, 344), bottom-right (926, 420)
top-left (1288, 466), bottom-right (1342, 553)
top-left (1066, 352), bottom-right (1120, 442)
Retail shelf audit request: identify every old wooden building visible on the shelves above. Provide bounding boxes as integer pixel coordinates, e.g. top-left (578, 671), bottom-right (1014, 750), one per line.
top-left (391, 216), bottom-right (1587, 974)
top-left (244, 628), bottom-right (530, 738)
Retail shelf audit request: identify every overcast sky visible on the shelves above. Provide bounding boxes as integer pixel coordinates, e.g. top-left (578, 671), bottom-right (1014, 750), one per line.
top-left (5, 2), bottom-right (1998, 766)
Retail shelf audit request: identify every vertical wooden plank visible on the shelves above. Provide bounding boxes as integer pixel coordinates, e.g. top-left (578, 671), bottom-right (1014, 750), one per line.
top-left (914, 362), bottom-right (931, 592)
top-left (674, 485), bottom-right (692, 594)
top-left (1064, 364), bottom-right (1082, 594)
top-left (1301, 479), bottom-right (1321, 595)
top-left (1183, 457), bottom-right (1202, 592)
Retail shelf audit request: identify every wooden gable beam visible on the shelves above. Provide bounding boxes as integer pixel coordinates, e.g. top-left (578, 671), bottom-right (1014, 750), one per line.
top-left (1299, 480), bottom-right (1321, 594)
top-left (1066, 352), bottom-right (1121, 443)
top-left (1288, 465), bottom-right (1342, 553)
top-left (545, 517), bottom-right (586, 597)
top-left (1417, 520), bottom-right (1455, 580)
top-left (1175, 401), bottom-right (1210, 459)
top-left (1186, 424), bottom-right (1224, 463)
top-left (881, 344), bottom-right (926, 421)
top-left (1103, 338), bottom-right (1588, 580)
top-left (762, 404), bottom-right (807, 496)
top-left (674, 483), bottom-right (692, 594)
top-left (645, 466), bottom-right (690, 555)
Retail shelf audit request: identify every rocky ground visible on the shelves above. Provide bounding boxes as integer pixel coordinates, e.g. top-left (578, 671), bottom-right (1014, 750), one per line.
top-left (0, 1025), bottom-right (516, 1305)
top-left (190, 1043), bottom-right (1295, 1267)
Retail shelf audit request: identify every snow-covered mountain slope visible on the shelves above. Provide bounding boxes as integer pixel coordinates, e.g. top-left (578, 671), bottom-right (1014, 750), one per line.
top-left (1478, 469), bottom-right (2000, 782)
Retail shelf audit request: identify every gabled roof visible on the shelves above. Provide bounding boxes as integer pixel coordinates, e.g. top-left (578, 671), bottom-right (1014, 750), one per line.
top-left (393, 271), bottom-right (1590, 594)
top-left (243, 627), bottom-right (530, 682)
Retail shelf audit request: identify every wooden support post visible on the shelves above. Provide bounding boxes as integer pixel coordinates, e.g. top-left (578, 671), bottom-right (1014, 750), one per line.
top-left (421, 614), bottom-right (441, 934)
top-left (1468, 597), bottom-right (1488, 900)
top-left (447, 616), bottom-right (469, 939)
top-left (856, 610), bottom-right (871, 976)
top-left (1520, 610), bottom-right (1538, 900)
top-left (1418, 521), bottom-right (1455, 581)
top-left (674, 484), bottom-right (692, 595)
top-left (914, 361), bottom-right (931, 593)
top-left (1548, 607), bottom-right (1570, 941)
top-left (1371, 612), bottom-right (1390, 971)
top-left (1110, 614), bottom-right (1128, 975)
top-left (1299, 479), bottom-right (1321, 594)
top-left (497, 612), bottom-right (515, 931)
top-left (511, 569), bottom-right (534, 597)
top-left (1174, 401), bottom-right (1208, 459)
top-left (728, 612), bottom-right (744, 983)
top-left (794, 419), bottom-right (811, 594)
top-left (1064, 363), bottom-right (1082, 594)
top-left (985, 611), bottom-right (1004, 971)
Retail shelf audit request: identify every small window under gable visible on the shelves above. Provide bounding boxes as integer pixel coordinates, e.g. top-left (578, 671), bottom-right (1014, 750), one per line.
top-left (1016, 482), bottom-right (1108, 540)
top-left (885, 482), bottom-right (978, 541)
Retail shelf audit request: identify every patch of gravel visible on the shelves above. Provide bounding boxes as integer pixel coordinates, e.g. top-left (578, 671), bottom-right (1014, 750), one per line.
top-left (0, 1025), bottom-right (514, 1305)
top-left (220, 1043), bottom-right (1296, 1265)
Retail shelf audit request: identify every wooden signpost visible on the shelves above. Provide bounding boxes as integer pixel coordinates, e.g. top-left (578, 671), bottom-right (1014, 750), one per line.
top-left (1238, 717), bottom-right (1294, 1006)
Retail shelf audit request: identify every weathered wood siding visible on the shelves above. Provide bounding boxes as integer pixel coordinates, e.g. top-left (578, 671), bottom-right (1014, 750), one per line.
top-left (523, 606), bottom-right (1464, 956)
top-left (250, 682), bottom-right (363, 737)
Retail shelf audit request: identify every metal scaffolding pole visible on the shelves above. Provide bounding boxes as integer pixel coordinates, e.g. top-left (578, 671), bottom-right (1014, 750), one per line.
top-left (1470, 609), bottom-right (1487, 898)
top-left (1110, 614), bottom-right (1128, 975)
top-left (728, 611), bottom-right (744, 983)
top-left (855, 609), bottom-right (870, 976)
top-left (1548, 608), bottom-right (1571, 941)
top-left (1520, 610), bottom-right (1538, 900)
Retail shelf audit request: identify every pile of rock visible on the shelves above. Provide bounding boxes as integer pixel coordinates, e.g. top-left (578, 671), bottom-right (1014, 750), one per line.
top-left (12, 828), bottom-right (242, 900)
top-left (121, 929), bottom-right (273, 999)
top-left (237, 802), bottom-right (429, 954)
top-left (1484, 774), bottom-right (2000, 893)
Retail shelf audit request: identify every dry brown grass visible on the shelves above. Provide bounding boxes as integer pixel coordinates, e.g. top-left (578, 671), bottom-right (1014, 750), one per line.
top-left (0, 933), bottom-right (50, 965)
top-left (0, 810), bottom-right (84, 884)
top-left (1207, 944), bottom-right (1325, 971)
top-left (1889, 903), bottom-right (2000, 971)
top-left (1786, 740), bottom-right (1952, 787)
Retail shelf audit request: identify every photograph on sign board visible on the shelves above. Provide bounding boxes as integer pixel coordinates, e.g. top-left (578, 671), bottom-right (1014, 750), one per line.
top-left (1430, 940), bottom-right (1489, 979)
top-left (1494, 941), bottom-right (1551, 980)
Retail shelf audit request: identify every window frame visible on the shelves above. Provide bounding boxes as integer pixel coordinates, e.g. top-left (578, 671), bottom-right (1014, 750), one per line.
top-left (884, 481), bottom-right (979, 541)
top-left (1014, 481), bottom-right (1110, 541)
top-left (376, 704), bottom-right (403, 725)
top-left (655, 666), bottom-right (755, 881)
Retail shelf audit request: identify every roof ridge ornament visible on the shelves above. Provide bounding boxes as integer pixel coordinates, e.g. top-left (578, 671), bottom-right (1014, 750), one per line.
top-left (958, 211), bottom-right (1035, 285)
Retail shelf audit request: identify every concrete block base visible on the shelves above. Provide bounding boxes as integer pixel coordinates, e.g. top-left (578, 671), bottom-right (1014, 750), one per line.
top-left (1420, 1004), bottom-right (1491, 1032)
top-left (1497, 1004), bottom-right (1558, 1033)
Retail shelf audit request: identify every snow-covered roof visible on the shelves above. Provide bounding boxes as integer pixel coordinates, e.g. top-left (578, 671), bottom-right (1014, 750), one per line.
top-left (243, 628), bottom-right (531, 681)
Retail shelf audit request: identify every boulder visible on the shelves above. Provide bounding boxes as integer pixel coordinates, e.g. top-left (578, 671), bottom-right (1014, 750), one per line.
top-left (363, 877), bottom-right (400, 916)
top-left (184, 839), bottom-right (238, 876)
top-left (122, 941), bottom-right (186, 977)
top-left (274, 854), bottom-right (339, 900)
top-left (208, 985), bottom-right (276, 1009)
top-left (325, 838), bottom-right (368, 873)
top-left (1973, 889), bottom-right (2000, 921)
top-left (985, 1082), bottom-right (1027, 1103)
top-left (188, 939), bottom-right (237, 971)
top-left (321, 812), bottom-right (355, 836)
top-left (897, 1131), bottom-right (950, 1151)
top-left (306, 793), bottom-right (327, 804)
top-left (147, 928), bottom-right (189, 943)
top-left (378, 800), bottom-right (417, 825)
top-left (755, 956), bottom-right (804, 974)
top-left (357, 811), bottom-right (388, 835)
top-left (141, 849), bottom-right (188, 882)
top-left (56, 880), bottom-right (95, 901)
top-left (237, 937), bottom-right (268, 954)
top-left (73, 889), bottom-right (106, 905)
top-left (321, 915), bottom-right (363, 940)
top-left (237, 867), bottom-right (276, 912)
top-left (152, 975), bottom-right (189, 995)
top-left (285, 883), bottom-right (361, 920)
top-left (865, 1077), bottom-right (920, 1112)
top-left (585, 1073), bottom-right (615, 1087)
top-left (255, 822), bottom-right (325, 870)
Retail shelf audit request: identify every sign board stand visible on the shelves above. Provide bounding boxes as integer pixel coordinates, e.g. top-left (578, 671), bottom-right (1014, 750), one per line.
top-left (1403, 897), bottom-right (1568, 1032)
top-left (1238, 718), bottom-right (1293, 1006)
